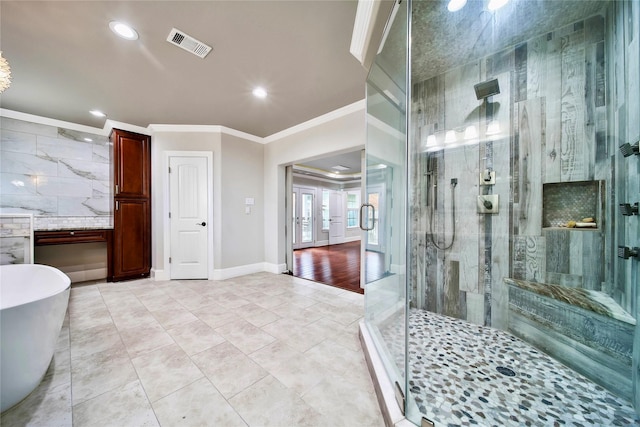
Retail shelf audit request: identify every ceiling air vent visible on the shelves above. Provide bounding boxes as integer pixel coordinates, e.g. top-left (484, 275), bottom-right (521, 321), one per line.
top-left (166, 28), bottom-right (212, 59)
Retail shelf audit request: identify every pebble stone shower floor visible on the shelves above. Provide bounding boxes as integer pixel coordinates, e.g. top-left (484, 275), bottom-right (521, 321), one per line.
top-left (380, 309), bottom-right (640, 426)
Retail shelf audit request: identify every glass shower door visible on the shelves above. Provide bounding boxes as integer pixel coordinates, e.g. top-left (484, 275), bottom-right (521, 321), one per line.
top-left (362, 0), bottom-right (408, 416)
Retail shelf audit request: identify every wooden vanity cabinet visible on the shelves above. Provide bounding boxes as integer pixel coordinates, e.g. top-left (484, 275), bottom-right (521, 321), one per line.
top-left (111, 129), bottom-right (151, 281)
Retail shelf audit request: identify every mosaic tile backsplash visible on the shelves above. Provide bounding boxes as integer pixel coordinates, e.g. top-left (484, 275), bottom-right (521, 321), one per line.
top-left (0, 117), bottom-right (112, 219)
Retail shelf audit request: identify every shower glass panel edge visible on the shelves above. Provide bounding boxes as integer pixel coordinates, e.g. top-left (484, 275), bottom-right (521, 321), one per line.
top-left (363, 0), bottom-right (409, 420)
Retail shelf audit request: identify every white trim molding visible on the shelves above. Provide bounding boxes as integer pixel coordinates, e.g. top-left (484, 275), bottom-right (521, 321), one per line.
top-left (151, 268), bottom-right (170, 281)
top-left (263, 100), bottom-right (365, 144)
top-left (213, 262), bottom-right (270, 281)
top-left (148, 124), bottom-right (264, 144)
top-left (0, 108), bottom-right (107, 135)
top-left (350, 0), bottom-right (381, 64)
top-left (264, 262), bottom-right (287, 275)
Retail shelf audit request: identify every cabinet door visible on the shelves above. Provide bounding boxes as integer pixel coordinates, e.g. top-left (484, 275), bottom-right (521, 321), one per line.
top-left (113, 199), bottom-right (150, 280)
top-left (112, 129), bottom-right (150, 198)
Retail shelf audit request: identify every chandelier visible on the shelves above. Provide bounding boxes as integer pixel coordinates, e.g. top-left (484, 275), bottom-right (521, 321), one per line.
top-left (0, 52), bottom-right (12, 93)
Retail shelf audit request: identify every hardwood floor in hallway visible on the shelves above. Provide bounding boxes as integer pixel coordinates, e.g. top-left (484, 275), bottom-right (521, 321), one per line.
top-left (293, 241), bottom-right (386, 294)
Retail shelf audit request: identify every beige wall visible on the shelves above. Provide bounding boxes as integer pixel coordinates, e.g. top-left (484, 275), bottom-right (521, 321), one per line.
top-left (150, 130), bottom-right (222, 277)
top-left (220, 134), bottom-right (264, 269)
top-left (150, 129), bottom-right (265, 277)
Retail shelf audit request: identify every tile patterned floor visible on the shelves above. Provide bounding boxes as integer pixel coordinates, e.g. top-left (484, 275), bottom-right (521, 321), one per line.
top-left (0, 273), bottom-right (384, 427)
top-left (380, 309), bottom-right (640, 426)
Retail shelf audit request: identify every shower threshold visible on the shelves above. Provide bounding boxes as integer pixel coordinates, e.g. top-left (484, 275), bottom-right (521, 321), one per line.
top-left (362, 309), bottom-right (639, 426)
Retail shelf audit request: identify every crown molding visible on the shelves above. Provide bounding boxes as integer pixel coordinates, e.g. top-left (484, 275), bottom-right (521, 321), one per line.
top-left (148, 124), bottom-right (263, 144)
top-left (0, 108), bottom-right (107, 135)
top-left (263, 99), bottom-right (365, 144)
top-left (350, 0), bottom-right (380, 64)
top-left (105, 119), bottom-right (152, 136)
top-left (2, 100), bottom-right (365, 145)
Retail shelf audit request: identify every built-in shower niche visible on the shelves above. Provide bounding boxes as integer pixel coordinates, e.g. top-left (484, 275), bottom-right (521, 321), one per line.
top-left (542, 180), bottom-right (605, 290)
top-left (542, 180), bottom-right (604, 229)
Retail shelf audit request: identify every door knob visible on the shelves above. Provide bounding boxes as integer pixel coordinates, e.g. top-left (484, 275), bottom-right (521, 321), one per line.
top-left (197, 222), bottom-right (206, 226)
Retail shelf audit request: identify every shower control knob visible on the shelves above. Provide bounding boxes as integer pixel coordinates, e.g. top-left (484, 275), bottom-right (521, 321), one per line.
top-left (477, 195), bottom-right (499, 214)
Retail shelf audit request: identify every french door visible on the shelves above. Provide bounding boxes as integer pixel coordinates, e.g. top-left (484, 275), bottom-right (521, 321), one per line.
top-left (292, 186), bottom-right (315, 249)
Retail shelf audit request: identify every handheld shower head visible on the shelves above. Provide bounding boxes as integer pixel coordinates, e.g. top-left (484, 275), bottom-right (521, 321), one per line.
top-left (619, 141), bottom-right (639, 157)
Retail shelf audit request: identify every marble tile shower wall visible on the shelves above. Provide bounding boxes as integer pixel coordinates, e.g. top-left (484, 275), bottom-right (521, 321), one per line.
top-left (0, 215), bottom-right (32, 264)
top-left (0, 117), bottom-right (112, 230)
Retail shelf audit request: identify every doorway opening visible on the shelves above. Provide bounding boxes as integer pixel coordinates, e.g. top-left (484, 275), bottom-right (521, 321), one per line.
top-left (285, 150), bottom-right (366, 293)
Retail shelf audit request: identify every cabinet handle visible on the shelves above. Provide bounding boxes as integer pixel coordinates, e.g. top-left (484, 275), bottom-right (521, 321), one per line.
top-left (116, 201), bottom-right (119, 211)
top-left (115, 184), bottom-right (119, 195)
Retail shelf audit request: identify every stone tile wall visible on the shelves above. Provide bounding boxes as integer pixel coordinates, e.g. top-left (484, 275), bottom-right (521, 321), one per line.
top-left (0, 117), bottom-right (112, 229)
top-left (0, 214), bottom-right (33, 264)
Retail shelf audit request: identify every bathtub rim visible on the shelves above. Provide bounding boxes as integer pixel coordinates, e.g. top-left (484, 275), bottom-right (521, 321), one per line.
top-left (0, 264), bottom-right (71, 310)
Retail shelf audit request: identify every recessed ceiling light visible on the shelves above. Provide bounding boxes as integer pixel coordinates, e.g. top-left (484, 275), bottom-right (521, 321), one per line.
top-left (252, 87), bottom-right (268, 99)
top-left (90, 110), bottom-right (106, 118)
top-left (109, 21), bottom-right (139, 40)
top-left (84, 138), bottom-right (93, 142)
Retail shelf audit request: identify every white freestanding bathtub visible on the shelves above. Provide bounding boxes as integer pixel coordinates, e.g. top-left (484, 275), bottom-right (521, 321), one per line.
top-left (0, 264), bottom-right (70, 412)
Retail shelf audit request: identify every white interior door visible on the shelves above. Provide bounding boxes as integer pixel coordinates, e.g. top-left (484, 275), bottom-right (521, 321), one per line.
top-left (329, 191), bottom-right (345, 245)
top-left (169, 156), bottom-right (209, 279)
top-left (293, 186), bottom-right (315, 249)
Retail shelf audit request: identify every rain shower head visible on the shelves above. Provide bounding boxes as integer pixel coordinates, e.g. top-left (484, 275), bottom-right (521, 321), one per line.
top-left (619, 141), bottom-right (639, 157)
top-left (474, 79), bottom-right (500, 100)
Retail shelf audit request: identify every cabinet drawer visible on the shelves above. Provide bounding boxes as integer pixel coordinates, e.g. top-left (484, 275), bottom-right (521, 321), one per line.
top-left (34, 230), bottom-right (111, 246)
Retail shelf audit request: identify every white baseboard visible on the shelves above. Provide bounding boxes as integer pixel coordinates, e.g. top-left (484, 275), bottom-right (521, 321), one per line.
top-left (344, 235), bottom-right (361, 243)
top-left (154, 263), bottom-right (286, 281)
top-left (315, 240), bottom-right (329, 247)
top-left (213, 262), bottom-right (268, 280)
top-left (151, 268), bottom-right (170, 281)
top-left (263, 262), bottom-right (287, 274)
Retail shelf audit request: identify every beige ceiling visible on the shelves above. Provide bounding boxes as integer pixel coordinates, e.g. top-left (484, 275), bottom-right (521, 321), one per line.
top-left (0, 1), bottom-right (368, 137)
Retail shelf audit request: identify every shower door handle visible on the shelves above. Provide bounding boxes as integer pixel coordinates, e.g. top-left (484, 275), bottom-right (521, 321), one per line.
top-left (359, 204), bottom-right (375, 231)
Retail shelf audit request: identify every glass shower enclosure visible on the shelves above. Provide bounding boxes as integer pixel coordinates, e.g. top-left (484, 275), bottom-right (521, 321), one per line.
top-left (362, 0), bottom-right (640, 425)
